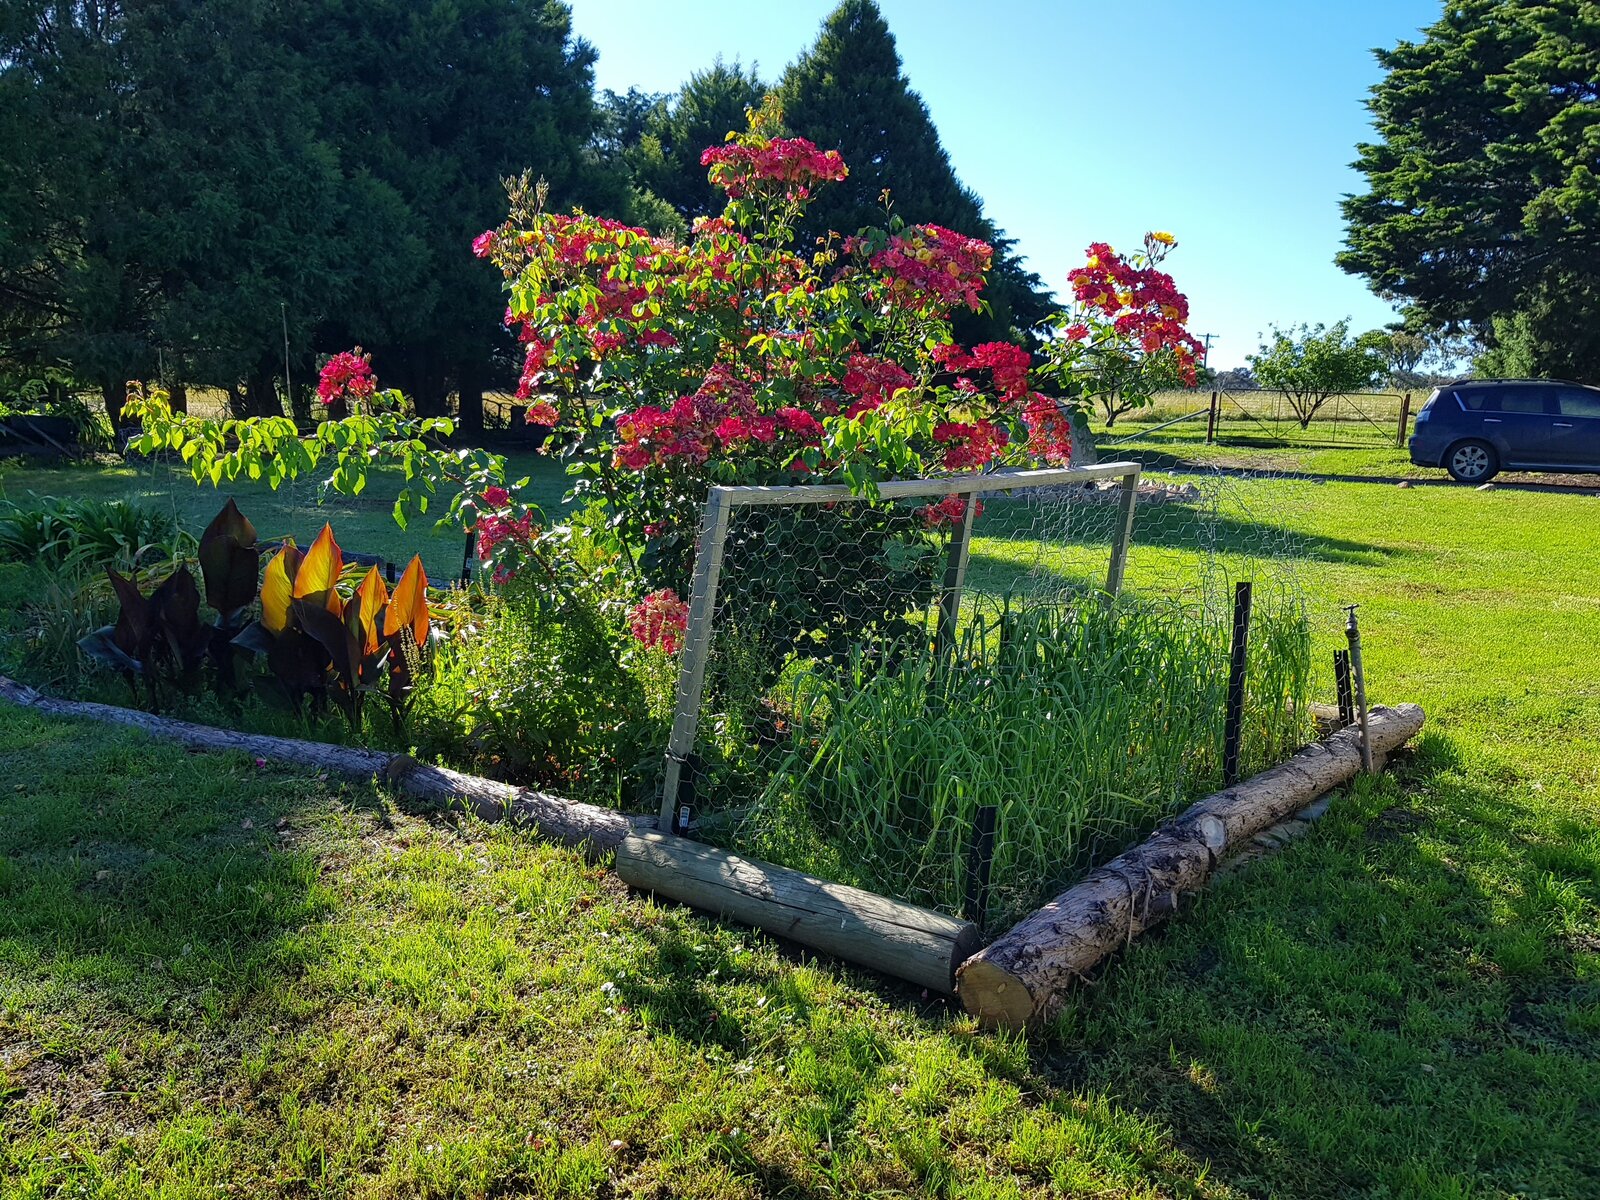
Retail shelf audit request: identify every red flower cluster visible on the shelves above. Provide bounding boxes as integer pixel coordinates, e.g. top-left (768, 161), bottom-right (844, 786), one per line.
top-left (934, 341), bottom-right (1032, 401)
top-left (933, 419), bottom-right (1009, 470)
top-left (840, 353), bottom-right (914, 416)
top-left (701, 136), bottom-right (847, 201)
top-left (471, 230), bottom-right (495, 258)
top-left (1022, 395), bottom-right (1074, 465)
top-left (1066, 242), bottom-right (1203, 384)
top-left (477, 511), bottom-right (536, 557)
top-left (613, 366), bottom-right (825, 471)
top-left (317, 349), bottom-right (376, 406)
top-left (524, 401), bottom-right (558, 426)
top-left (629, 588), bottom-right (690, 654)
top-left (871, 225), bottom-right (993, 312)
top-left (919, 494), bottom-right (985, 529)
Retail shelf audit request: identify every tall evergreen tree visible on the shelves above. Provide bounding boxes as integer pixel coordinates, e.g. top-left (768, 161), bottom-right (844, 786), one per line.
top-left (0, 0), bottom-right (616, 424)
top-left (0, 1), bottom-right (163, 420)
top-left (1339, 0), bottom-right (1600, 380)
top-left (776, 0), bottom-right (1051, 343)
top-left (299, 0), bottom-right (621, 424)
top-left (628, 60), bottom-right (767, 222)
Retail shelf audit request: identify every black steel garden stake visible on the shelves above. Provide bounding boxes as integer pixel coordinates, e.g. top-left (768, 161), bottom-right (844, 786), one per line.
top-left (964, 804), bottom-right (998, 929)
top-left (1334, 649), bottom-right (1354, 727)
top-left (1344, 605), bottom-right (1373, 773)
top-left (461, 530), bottom-right (476, 586)
top-left (1222, 580), bottom-right (1254, 787)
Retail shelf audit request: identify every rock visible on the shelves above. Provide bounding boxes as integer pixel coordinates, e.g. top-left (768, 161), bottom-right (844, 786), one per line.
top-left (1397, 480), bottom-right (1411, 488)
top-left (1477, 482), bottom-right (1497, 491)
top-left (1068, 409), bottom-right (1098, 467)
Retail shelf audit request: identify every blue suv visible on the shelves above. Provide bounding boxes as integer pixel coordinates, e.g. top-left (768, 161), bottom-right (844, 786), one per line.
top-left (1409, 379), bottom-right (1600, 482)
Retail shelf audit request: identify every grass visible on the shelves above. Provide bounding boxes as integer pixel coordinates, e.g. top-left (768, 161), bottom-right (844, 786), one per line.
top-left (739, 594), bottom-right (1311, 934)
top-left (2, 448), bottom-right (1599, 1196)
top-left (0, 450), bottom-right (572, 583)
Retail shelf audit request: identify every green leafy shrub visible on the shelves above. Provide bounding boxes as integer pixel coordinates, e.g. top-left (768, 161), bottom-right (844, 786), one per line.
top-left (406, 589), bottom-right (661, 806)
top-left (0, 495), bottom-right (188, 573)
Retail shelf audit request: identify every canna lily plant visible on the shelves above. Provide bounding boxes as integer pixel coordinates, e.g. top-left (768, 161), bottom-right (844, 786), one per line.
top-left (79, 498), bottom-right (260, 706)
top-left (234, 523), bottom-right (432, 726)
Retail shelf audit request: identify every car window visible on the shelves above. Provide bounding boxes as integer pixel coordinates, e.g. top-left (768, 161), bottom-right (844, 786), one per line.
top-left (1498, 387), bottom-right (1553, 414)
top-left (1557, 388), bottom-right (1600, 419)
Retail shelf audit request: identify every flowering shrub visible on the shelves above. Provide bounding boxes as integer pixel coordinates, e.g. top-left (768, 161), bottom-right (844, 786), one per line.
top-left (316, 348), bottom-right (377, 408)
top-left (1038, 232), bottom-right (1205, 427)
top-left (474, 108), bottom-right (1127, 654)
top-left (125, 108), bottom-right (1203, 680)
top-left (628, 588), bottom-right (690, 654)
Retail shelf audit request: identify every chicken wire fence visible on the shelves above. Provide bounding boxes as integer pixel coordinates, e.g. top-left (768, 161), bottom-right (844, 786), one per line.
top-left (654, 462), bottom-right (1321, 934)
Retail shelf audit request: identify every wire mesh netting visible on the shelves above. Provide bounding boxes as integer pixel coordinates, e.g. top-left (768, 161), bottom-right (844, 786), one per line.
top-left (666, 464), bottom-right (1320, 935)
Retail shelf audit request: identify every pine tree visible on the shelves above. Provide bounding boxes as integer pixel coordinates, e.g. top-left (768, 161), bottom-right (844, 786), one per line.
top-left (1340, 0), bottom-right (1600, 380)
top-left (777, 0), bottom-right (1051, 342)
top-left (629, 60), bottom-right (767, 222)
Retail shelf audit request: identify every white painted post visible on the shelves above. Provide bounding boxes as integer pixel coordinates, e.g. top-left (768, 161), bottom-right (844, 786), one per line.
top-left (935, 492), bottom-right (978, 656)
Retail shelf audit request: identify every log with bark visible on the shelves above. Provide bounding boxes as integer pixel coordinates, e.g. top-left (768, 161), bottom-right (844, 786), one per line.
top-left (956, 703), bottom-right (1425, 1028)
top-left (0, 676), bottom-right (646, 856)
top-left (618, 831), bottom-right (981, 994)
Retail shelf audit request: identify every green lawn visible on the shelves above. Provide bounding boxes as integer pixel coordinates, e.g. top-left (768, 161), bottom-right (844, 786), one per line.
top-left (0, 450), bottom-right (572, 583)
top-left (2, 450), bottom-right (1598, 1197)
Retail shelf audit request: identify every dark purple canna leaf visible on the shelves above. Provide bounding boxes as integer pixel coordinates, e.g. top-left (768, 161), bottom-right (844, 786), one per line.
top-left (197, 499), bottom-right (261, 622)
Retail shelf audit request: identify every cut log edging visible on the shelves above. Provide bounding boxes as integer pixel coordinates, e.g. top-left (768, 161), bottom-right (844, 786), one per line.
top-left (0, 676), bottom-right (1424, 1008)
top-left (617, 831), bottom-right (979, 994)
top-left (955, 702), bottom-right (1426, 1029)
top-left (0, 676), bottom-right (646, 856)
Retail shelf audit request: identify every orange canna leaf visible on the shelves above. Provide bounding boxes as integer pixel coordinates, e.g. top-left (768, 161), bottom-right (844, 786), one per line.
top-left (349, 566), bottom-right (388, 660)
top-left (383, 555), bottom-right (430, 647)
top-left (292, 524), bottom-right (344, 615)
top-left (260, 542), bottom-right (303, 635)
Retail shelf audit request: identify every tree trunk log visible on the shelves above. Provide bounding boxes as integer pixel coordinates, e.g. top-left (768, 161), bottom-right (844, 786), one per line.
top-left (0, 677), bottom-right (645, 857)
top-left (957, 703), bottom-right (1426, 1028)
top-left (618, 831), bottom-right (981, 994)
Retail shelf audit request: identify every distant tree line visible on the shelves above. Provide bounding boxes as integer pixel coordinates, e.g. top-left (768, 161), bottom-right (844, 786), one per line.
top-left (0, 0), bottom-right (1053, 427)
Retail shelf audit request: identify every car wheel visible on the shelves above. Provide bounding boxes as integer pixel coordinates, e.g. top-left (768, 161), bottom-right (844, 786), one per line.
top-left (1445, 439), bottom-right (1498, 483)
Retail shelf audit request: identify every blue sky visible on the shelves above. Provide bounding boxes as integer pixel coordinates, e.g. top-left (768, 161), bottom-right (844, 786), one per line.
top-left (567, 0), bottom-right (1444, 368)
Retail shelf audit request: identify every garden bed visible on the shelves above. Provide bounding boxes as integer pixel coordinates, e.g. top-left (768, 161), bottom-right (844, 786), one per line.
top-left (0, 674), bottom-right (1423, 1026)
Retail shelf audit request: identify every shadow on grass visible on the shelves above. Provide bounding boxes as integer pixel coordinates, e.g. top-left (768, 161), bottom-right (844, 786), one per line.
top-left (962, 494), bottom-right (1393, 599)
top-left (1025, 728), bottom-right (1600, 1198)
top-left (6, 697), bottom-right (1596, 1199)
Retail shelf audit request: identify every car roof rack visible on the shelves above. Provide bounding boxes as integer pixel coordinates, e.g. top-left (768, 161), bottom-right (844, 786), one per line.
top-left (1445, 376), bottom-right (1589, 387)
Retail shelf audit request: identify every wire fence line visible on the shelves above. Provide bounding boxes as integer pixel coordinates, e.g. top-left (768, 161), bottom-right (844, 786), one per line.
top-left (1103, 387), bottom-right (1419, 448)
top-left (652, 461), bottom-right (1319, 933)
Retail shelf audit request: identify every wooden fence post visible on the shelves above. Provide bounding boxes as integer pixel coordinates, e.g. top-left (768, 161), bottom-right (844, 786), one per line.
top-left (1205, 389), bottom-right (1220, 443)
top-left (1396, 391), bottom-right (1412, 448)
top-left (658, 487), bottom-right (734, 830)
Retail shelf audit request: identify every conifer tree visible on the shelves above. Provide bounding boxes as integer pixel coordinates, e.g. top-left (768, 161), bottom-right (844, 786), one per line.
top-left (1340, 0), bottom-right (1600, 379)
top-left (777, 0), bottom-right (1051, 342)
top-left (629, 60), bottom-right (767, 222)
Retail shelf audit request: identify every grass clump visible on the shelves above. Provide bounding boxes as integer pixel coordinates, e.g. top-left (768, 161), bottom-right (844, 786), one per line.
top-left (738, 591), bottom-right (1312, 932)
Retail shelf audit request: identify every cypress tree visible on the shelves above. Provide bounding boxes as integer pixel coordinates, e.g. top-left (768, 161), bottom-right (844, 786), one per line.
top-left (630, 60), bottom-right (767, 222)
top-left (777, 0), bottom-right (1051, 342)
top-left (1340, 0), bottom-right (1600, 379)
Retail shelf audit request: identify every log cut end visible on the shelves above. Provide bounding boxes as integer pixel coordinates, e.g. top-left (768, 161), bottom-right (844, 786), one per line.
top-left (954, 958), bottom-right (1037, 1028)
